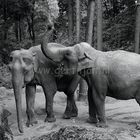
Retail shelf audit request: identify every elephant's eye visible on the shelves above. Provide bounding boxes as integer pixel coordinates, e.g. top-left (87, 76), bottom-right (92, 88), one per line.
top-left (23, 58), bottom-right (32, 65)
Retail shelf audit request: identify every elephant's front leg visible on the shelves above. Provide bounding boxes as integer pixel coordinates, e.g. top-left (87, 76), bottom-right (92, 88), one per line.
top-left (63, 93), bottom-right (78, 119)
top-left (87, 88), bottom-right (98, 123)
top-left (91, 86), bottom-right (107, 127)
top-left (42, 85), bottom-right (56, 122)
top-left (91, 75), bottom-right (108, 128)
top-left (25, 84), bottom-right (37, 127)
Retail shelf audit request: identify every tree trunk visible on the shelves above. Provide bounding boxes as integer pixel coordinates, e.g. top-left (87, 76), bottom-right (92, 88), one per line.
top-left (76, 0), bottom-right (80, 43)
top-left (26, 0), bottom-right (35, 41)
top-left (78, 0), bottom-right (95, 101)
top-left (97, 0), bottom-right (103, 51)
top-left (86, 0), bottom-right (95, 44)
top-left (3, 0), bottom-right (7, 40)
top-left (135, 0), bottom-right (140, 53)
top-left (75, 0), bottom-right (85, 101)
top-left (15, 21), bottom-right (19, 41)
top-left (31, 13), bottom-right (35, 44)
top-left (27, 17), bottom-right (33, 40)
top-left (68, 0), bottom-right (74, 44)
top-left (19, 18), bottom-right (22, 42)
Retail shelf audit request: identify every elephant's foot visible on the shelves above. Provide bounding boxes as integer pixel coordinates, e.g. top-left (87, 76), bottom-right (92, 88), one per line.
top-left (26, 110), bottom-right (38, 127)
top-left (63, 110), bottom-right (78, 119)
top-left (86, 116), bottom-right (98, 123)
top-left (71, 112), bottom-right (78, 117)
top-left (36, 108), bottom-right (46, 115)
top-left (71, 107), bottom-right (78, 117)
top-left (63, 113), bottom-right (71, 119)
top-left (26, 119), bottom-right (38, 127)
top-left (45, 116), bottom-right (56, 122)
top-left (63, 103), bottom-right (78, 119)
top-left (96, 122), bottom-right (108, 128)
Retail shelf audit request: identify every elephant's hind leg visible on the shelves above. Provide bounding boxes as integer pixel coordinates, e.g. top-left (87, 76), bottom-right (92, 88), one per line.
top-left (63, 92), bottom-right (78, 119)
top-left (63, 77), bottom-right (79, 119)
top-left (26, 85), bottom-right (38, 127)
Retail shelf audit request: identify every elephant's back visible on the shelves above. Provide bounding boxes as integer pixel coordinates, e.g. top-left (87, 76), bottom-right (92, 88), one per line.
top-left (107, 50), bottom-right (140, 83)
top-left (108, 50), bottom-right (140, 67)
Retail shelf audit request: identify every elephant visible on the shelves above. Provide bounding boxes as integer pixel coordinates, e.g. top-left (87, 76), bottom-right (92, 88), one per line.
top-left (9, 32), bottom-right (80, 132)
top-left (41, 41), bottom-right (140, 128)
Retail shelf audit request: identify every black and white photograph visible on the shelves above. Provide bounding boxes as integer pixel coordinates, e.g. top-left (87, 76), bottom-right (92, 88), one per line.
top-left (0, 0), bottom-right (140, 139)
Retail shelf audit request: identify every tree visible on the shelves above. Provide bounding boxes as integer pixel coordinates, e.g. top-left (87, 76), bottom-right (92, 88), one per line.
top-left (97, 0), bottom-right (103, 50)
top-left (68, 0), bottom-right (74, 44)
top-left (86, 0), bottom-right (95, 44)
top-left (76, 0), bottom-right (80, 43)
top-left (75, 0), bottom-right (86, 101)
top-left (78, 0), bottom-right (96, 101)
top-left (29, 0), bottom-right (35, 43)
top-left (3, 0), bottom-right (8, 40)
top-left (135, 0), bottom-right (140, 53)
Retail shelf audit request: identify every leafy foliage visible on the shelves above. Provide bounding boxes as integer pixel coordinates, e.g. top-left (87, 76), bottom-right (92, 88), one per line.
top-left (0, 0), bottom-right (138, 64)
top-left (103, 5), bottom-right (136, 51)
top-left (0, 0), bottom-right (59, 63)
top-left (33, 126), bottom-right (117, 140)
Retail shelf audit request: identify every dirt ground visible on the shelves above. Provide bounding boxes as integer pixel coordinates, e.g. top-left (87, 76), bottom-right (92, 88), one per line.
top-left (1, 86), bottom-right (140, 140)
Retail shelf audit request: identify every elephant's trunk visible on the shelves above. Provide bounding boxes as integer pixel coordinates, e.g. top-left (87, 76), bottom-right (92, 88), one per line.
top-left (41, 24), bottom-right (55, 60)
top-left (12, 64), bottom-right (24, 133)
top-left (41, 24), bottom-right (69, 62)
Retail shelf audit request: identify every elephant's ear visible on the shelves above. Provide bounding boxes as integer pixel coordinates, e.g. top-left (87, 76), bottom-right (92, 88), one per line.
top-left (75, 43), bottom-right (93, 71)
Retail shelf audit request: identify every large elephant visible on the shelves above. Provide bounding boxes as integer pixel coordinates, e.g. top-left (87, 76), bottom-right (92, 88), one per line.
top-left (9, 43), bottom-right (80, 133)
top-left (41, 41), bottom-right (140, 128)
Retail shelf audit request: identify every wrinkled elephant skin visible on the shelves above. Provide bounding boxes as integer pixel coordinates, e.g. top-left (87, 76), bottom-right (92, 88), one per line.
top-left (43, 42), bottom-right (140, 128)
top-left (9, 45), bottom-right (80, 133)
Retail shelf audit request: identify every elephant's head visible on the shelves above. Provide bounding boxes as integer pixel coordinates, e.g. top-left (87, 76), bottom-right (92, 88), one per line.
top-left (9, 49), bottom-right (36, 133)
top-left (41, 42), bottom-right (93, 75)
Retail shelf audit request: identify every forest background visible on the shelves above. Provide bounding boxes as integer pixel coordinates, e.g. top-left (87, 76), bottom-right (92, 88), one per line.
top-left (0, 0), bottom-right (137, 89)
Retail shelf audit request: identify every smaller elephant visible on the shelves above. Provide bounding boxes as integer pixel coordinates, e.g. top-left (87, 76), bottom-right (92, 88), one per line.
top-left (9, 43), bottom-right (80, 133)
top-left (41, 41), bottom-right (140, 128)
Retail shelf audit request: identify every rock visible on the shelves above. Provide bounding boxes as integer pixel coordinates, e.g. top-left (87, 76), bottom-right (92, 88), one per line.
top-left (0, 87), bottom-right (7, 98)
top-left (0, 87), bottom-right (13, 99)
